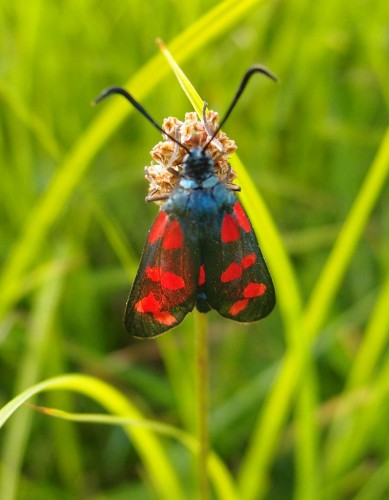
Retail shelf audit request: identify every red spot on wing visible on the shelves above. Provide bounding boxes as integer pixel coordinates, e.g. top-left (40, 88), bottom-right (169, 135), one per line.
top-left (241, 253), bottom-right (256, 268)
top-left (244, 283), bottom-right (267, 298)
top-left (199, 264), bottom-right (206, 286)
top-left (227, 282), bottom-right (267, 317)
top-left (153, 311), bottom-right (177, 326)
top-left (135, 292), bottom-right (177, 326)
top-left (221, 263), bottom-right (242, 282)
top-left (233, 202), bottom-right (252, 233)
top-left (135, 292), bottom-right (160, 313)
top-left (229, 299), bottom-right (249, 316)
top-left (161, 272), bottom-right (185, 290)
top-left (163, 219), bottom-right (184, 249)
top-left (146, 267), bottom-right (163, 282)
top-left (146, 267), bottom-right (185, 290)
top-left (148, 211), bottom-right (168, 243)
top-left (221, 214), bottom-right (240, 242)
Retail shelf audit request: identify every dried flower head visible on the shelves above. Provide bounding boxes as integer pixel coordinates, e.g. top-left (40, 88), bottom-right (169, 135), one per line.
top-left (145, 110), bottom-right (238, 204)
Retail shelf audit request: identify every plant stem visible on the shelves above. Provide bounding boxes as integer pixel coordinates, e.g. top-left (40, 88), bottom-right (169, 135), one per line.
top-left (194, 311), bottom-right (209, 499)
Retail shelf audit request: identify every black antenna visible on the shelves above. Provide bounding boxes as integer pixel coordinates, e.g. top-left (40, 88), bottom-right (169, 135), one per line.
top-left (94, 86), bottom-right (190, 153)
top-left (94, 65), bottom-right (277, 156)
top-left (202, 65), bottom-right (278, 151)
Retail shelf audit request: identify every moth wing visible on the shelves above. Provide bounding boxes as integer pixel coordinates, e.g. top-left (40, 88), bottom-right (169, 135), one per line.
top-left (203, 200), bottom-right (275, 322)
top-left (124, 210), bottom-right (200, 338)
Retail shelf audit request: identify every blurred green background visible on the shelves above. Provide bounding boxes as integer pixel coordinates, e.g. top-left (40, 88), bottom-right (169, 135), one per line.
top-left (1, 0), bottom-right (389, 498)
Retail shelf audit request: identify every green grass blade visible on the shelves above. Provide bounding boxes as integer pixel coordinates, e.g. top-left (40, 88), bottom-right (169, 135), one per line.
top-left (303, 126), bottom-right (389, 340)
top-left (293, 364), bottom-right (320, 500)
top-left (158, 39), bottom-right (205, 117)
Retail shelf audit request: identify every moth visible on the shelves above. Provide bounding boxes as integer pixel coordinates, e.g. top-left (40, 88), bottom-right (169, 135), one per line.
top-left (95, 66), bottom-right (276, 338)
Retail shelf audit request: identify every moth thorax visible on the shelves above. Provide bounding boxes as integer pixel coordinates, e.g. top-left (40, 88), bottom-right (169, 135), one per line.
top-left (183, 147), bottom-right (214, 181)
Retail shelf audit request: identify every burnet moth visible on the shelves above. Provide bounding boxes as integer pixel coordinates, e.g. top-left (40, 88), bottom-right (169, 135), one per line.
top-left (95, 65), bottom-right (276, 338)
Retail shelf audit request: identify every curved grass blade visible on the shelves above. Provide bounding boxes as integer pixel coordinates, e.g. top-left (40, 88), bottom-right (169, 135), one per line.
top-left (28, 403), bottom-right (239, 500)
top-left (0, 374), bottom-right (184, 499)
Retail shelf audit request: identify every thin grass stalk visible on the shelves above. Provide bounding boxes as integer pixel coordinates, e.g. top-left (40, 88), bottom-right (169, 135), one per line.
top-left (294, 362), bottom-right (320, 500)
top-left (194, 311), bottom-right (210, 499)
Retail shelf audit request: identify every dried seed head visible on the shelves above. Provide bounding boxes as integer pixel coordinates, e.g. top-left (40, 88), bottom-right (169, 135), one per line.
top-left (145, 110), bottom-right (238, 204)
